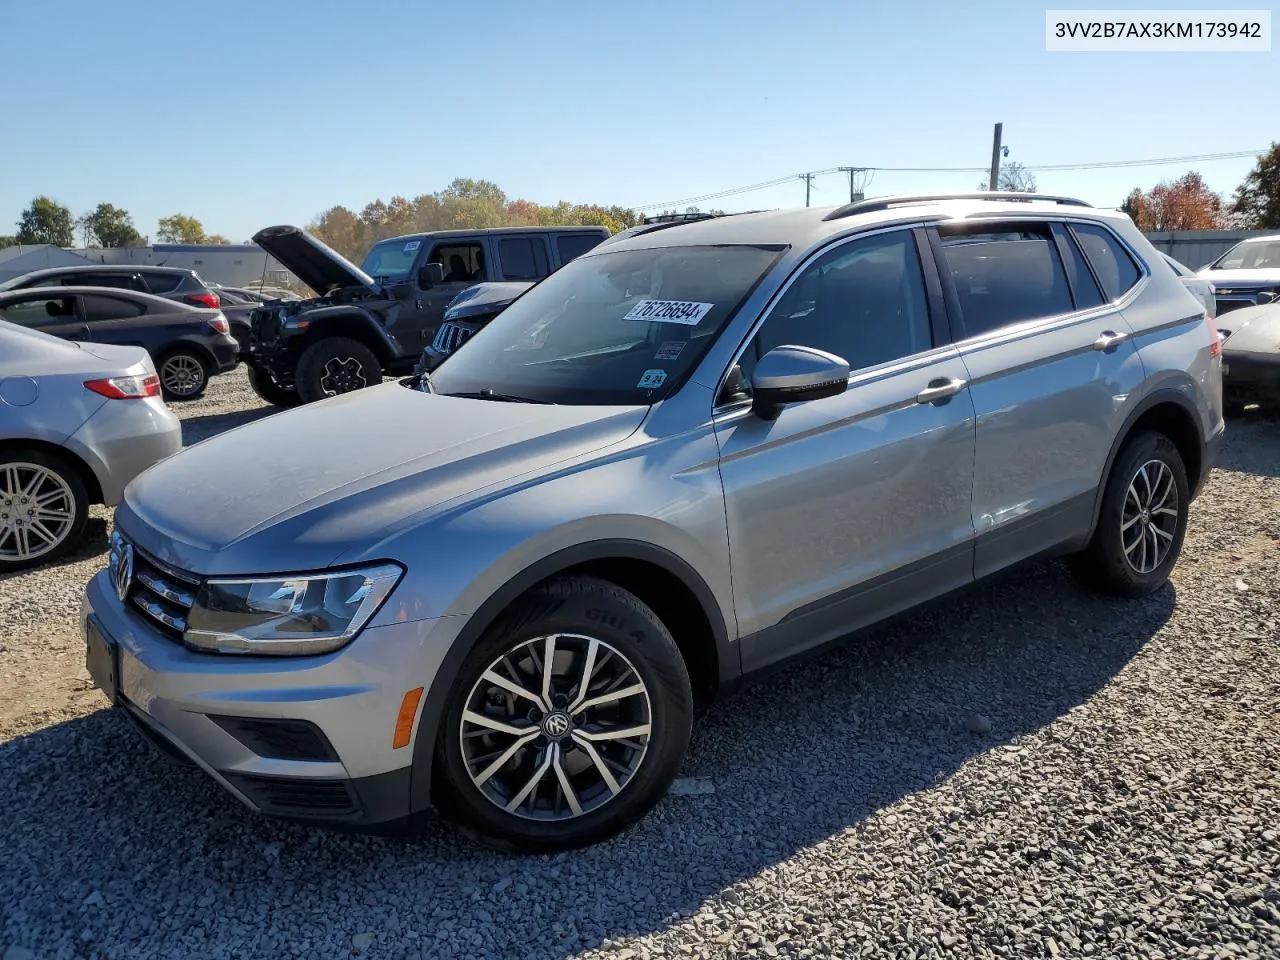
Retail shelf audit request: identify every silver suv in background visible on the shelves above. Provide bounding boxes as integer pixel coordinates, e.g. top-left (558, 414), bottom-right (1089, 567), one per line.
top-left (83, 193), bottom-right (1223, 852)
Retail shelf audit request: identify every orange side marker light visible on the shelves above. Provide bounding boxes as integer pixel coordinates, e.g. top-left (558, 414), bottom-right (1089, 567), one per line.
top-left (393, 687), bottom-right (425, 749)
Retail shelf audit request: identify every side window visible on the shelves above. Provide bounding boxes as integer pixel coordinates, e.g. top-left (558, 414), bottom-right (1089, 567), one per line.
top-left (556, 233), bottom-right (605, 264)
top-left (1070, 223), bottom-right (1142, 301)
top-left (427, 243), bottom-right (486, 283)
top-left (81, 295), bottom-right (145, 324)
top-left (938, 226), bottom-right (1074, 337)
top-left (143, 272), bottom-right (183, 294)
top-left (0, 296), bottom-right (76, 328)
top-left (75, 273), bottom-right (139, 291)
top-left (1053, 225), bottom-right (1105, 310)
top-left (497, 237), bottom-right (550, 281)
top-left (743, 230), bottom-right (932, 383)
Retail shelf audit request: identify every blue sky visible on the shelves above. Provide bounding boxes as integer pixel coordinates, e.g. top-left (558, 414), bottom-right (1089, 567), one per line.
top-left (1, 0), bottom-right (1273, 243)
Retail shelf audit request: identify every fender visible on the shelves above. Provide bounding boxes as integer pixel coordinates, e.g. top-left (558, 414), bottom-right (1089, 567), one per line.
top-left (407, 538), bottom-right (734, 814)
top-left (293, 305), bottom-right (404, 362)
top-left (1085, 386), bottom-right (1206, 541)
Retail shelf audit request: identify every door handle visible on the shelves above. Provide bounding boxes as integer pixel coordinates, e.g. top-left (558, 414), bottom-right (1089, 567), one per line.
top-left (916, 377), bottom-right (967, 405)
top-left (1093, 330), bottom-right (1130, 353)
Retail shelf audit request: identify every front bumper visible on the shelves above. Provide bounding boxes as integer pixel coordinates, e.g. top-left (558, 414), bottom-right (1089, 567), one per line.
top-left (1222, 350), bottom-right (1280, 403)
top-left (82, 569), bottom-right (458, 827)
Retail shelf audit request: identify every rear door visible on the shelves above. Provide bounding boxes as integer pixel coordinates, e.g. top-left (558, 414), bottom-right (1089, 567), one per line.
top-left (715, 227), bottom-right (978, 671)
top-left (0, 293), bottom-right (88, 340)
top-left (492, 234), bottom-right (551, 282)
top-left (75, 293), bottom-right (156, 354)
top-left (931, 219), bottom-right (1146, 577)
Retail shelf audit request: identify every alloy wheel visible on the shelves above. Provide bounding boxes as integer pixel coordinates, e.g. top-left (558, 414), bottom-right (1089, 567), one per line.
top-left (0, 463), bottom-right (77, 562)
top-left (160, 354), bottom-right (204, 397)
top-left (459, 633), bottom-right (652, 821)
top-left (318, 357), bottom-right (369, 395)
top-left (1121, 458), bottom-right (1179, 575)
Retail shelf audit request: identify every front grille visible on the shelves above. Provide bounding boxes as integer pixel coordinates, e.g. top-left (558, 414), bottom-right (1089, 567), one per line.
top-left (209, 716), bottom-right (339, 762)
top-left (430, 320), bottom-right (477, 355)
top-left (223, 772), bottom-right (360, 818)
top-left (118, 538), bottom-right (200, 641)
top-left (251, 306), bottom-right (283, 344)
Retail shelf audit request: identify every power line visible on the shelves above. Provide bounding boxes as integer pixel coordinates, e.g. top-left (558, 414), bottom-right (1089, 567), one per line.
top-left (634, 148), bottom-right (1265, 211)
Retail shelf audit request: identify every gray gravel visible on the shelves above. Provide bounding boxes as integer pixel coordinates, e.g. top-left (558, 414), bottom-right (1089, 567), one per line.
top-left (2, 368), bottom-right (1278, 959)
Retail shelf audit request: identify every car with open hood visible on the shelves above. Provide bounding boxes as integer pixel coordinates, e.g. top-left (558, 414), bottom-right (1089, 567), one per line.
top-left (244, 225), bottom-right (608, 406)
top-left (84, 193), bottom-right (1221, 852)
top-left (1197, 235), bottom-right (1280, 315)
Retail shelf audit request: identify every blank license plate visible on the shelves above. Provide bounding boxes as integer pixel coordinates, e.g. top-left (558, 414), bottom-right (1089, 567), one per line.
top-left (84, 617), bottom-right (120, 704)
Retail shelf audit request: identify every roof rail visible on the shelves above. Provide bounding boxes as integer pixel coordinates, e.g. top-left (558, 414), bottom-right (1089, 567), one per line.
top-left (600, 210), bottom-right (768, 246)
top-left (824, 192), bottom-right (1092, 221)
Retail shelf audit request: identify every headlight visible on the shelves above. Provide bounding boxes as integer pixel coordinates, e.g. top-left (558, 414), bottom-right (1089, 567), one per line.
top-left (185, 563), bottom-right (402, 655)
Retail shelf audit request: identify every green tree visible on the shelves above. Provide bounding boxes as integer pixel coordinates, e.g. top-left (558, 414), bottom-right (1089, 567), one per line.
top-left (0, 235), bottom-right (16, 249)
top-left (1230, 143), bottom-right (1280, 229)
top-left (309, 205), bottom-right (369, 261)
top-left (77, 203), bottom-right (145, 247)
top-left (205, 234), bottom-right (232, 244)
top-left (16, 196), bottom-right (75, 246)
top-left (156, 214), bottom-right (206, 244)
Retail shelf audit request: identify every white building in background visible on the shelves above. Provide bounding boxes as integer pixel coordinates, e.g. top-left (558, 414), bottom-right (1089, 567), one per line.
top-left (0, 244), bottom-right (95, 282)
top-left (69, 243), bottom-right (298, 290)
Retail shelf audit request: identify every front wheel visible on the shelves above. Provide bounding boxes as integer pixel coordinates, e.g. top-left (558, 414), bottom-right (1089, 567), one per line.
top-left (294, 337), bottom-right (382, 404)
top-left (1070, 431), bottom-right (1190, 598)
top-left (245, 364), bottom-right (302, 408)
top-left (435, 577), bottom-right (693, 852)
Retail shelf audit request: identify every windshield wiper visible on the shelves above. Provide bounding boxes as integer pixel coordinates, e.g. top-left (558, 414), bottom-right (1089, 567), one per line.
top-left (443, 389), bottom-right (552, 404)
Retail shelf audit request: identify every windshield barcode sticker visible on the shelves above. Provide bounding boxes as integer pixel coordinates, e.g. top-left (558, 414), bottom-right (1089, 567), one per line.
top-left (623, 300), bottom-right (714, 325)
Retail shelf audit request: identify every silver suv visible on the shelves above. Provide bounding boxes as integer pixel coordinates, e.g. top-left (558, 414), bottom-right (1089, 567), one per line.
top-left (83, 193), bottom-right (1223, 852)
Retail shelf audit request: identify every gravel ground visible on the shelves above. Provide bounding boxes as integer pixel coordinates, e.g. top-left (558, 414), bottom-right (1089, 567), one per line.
top-left (1, 367), bottom-right (1278, 960)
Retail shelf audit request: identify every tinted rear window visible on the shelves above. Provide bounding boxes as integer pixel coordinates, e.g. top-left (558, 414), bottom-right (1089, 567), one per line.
top-left (1070, 224), bottom-right (1142, 301)
top-left (557, 233), bottom-right (605, 264)
top-left (498, 237), bottom-right (550, 281)
top-left (142, 272), bottom-right (184, 294)
top-left (938, 227), bottom-right (1074, 337)
top-left (81, 294), bottom-right (145, 323)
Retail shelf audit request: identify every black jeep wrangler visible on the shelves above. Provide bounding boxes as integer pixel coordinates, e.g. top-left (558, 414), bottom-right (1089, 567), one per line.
top-left (245, 224), bottom-right (608, 405)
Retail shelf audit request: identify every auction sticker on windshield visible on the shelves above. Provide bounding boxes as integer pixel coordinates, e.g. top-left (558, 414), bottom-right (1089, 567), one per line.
top-left (654, 340), bottom-right (686, 360)
top-left (624, 300), bottom-right (714, 325)
top-left (637, 369), bottom-right (668, 389)
top-left (404, 240), bottom-right (421, 252)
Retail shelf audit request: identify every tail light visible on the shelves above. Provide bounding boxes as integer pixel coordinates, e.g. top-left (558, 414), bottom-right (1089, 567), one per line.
top-left (209, 314), bottom-right (230, 335)
top-left (191, 291), bottom-right (220, 310)
top-left (84, 374), bottom-right (161, 399)
top-left (1206, 313), bottom-right (1223, 358)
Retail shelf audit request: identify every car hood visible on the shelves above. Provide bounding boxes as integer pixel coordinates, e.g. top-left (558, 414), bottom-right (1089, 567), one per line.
top-left (251, 225), bottom-right (379, 296)
top-left (1198, 267), bottom-right (1280, 285)
top-left (444, 282), bottom-right (533, 322)
top-left (116, 382), bottom-right (647, 575)
top-left (1221, 303), bottom-right (1280, 354)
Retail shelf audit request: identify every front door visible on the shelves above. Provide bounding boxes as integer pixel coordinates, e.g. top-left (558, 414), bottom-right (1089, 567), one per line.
top-left (395, 237), bottom-right (489, 352)
top-left (931, 219), bottom-right (1148, 578)
top-left (714, 228), bottom-right (978, 673)
top-left (0, 294), bottom-right (88, 341)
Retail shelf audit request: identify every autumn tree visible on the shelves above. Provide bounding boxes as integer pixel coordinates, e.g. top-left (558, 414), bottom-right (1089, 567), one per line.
top-left (156, 214), bottom-right (206, 244)
top-left (16, 196), bottom-right (75, 246)
top-left (1120, 172), bottom-right (1226, 231)
top-left (205, 234), bottom-right (232, 244)
top-left (1230, 142), bottom-right (1280, 229)
top-left (77, 203), bottom-right (144, 247)
top-left (978, 161), bottom-right (1037, 193)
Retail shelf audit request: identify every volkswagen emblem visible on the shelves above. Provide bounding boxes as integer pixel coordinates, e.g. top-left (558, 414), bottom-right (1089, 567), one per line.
top-left (542, 711), bottom-right (571, 739)
top-left (112, 540), bottom-right (134, 602)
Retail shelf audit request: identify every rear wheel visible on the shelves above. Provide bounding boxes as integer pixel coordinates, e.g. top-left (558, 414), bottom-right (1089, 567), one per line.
top-left (0, 450), bottom-right (89, 571)
top-left (157, 348), bottom-right (209, 401)
top-left (246, 363), bottom-right (302, 408)
top-left (295, 337), bottom-right (382, 404)
top-left (435, 577), bottom-right (693, 853)
top-left (1070, 431), bottom-right (1189, 598)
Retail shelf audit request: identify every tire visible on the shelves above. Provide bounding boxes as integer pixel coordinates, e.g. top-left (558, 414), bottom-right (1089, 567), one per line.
top-left (245, 363), bottom-right (302, 408)
top-left (157, 348), bottom-right (210, 401)
top-left (294, 337), bottom-right (382, 404)
top-left (0, 450), bottom-right (90, 571)
top-left (434, 576), bottom-right (693, 853)
top-left (1070, 431), bottom-right (1190, 598)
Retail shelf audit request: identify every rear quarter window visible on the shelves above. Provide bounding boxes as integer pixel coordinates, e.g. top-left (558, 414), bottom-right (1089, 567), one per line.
top-left (81, 294), bottom-right (146, 323)
top-left (1069, 223), bottom-right (1143, 301)
top-left (556, 233), bottom-right (606, 264)
top-left (142, 272), bottom-right (185, 294)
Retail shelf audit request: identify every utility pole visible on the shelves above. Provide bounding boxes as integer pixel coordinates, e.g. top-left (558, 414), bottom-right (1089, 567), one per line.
top-left (838, 166), bottom-right (868, 202)
top-left (799, 172), bottom-right (817, 207)
top-left (988, 123), bottom-right (1003, 192)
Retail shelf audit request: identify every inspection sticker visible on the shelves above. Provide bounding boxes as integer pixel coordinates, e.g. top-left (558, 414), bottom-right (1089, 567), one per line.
top-left (637, 369), bottom-right (668, 389)
top-left (654, 340), bottom-right (686, 360)
top-left (403, 240), bottom-right (421, 252)
top-left (623, 299), bottom-right (713, 325)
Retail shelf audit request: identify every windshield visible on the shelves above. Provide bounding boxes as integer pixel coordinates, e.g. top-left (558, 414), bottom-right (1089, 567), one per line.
top-left (428, 244), bottom-right (783, 405)
top-left (360, 238), bottom-right (423, 280)
top-left (1211, 239), bottom-right (1280, 271)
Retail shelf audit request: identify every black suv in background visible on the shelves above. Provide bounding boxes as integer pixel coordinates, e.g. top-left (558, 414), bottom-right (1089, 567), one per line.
top-left (244, 225), bottom-right (608, 405)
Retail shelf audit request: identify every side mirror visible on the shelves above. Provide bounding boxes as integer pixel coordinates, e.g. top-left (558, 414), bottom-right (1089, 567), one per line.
top-left (418, 262), bottom-right (445, 287)
top-left (750, 345), bottom-right (850, 421)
